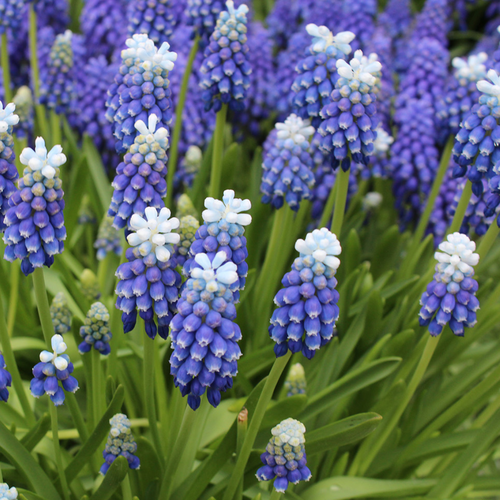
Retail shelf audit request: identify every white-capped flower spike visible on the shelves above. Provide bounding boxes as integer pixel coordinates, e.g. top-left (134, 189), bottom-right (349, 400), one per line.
top-left (127, 207), bottom-right (180, 262)
top-left (306, 24), bottom-right (355, 55)
top-left (295, 228), bottom-right (342, 271)
top-left (0, 483), bottom-right (18, 500)
top-left (39, 334), bottom-right (69, 371)
top-left (0, 102), bottom-right (19, 133)
top-left (275, 114), bottom-right (315, 146)
top-left (226, 0), bottom-right (249, 18)
top-left (122, 34), bottom-right (177, 71)
top-left (19, 137), bottom-right (66, 179)
top-left (134, 114), bottom-right (169, 149)
top-left (192, 251), bottom-right (239, 291)
top-left (373, 128), bottom-right (394, 155)
top-left (203, 189), bottom-right (252, 226)
top-left (452, 53), bottom-right (488, 81)
top-left (477, 69), bottom-right (500, 97)
top-left (336, 49), bottom-right (382, 87)
top-left (434, 232), bottom-right (479, 277)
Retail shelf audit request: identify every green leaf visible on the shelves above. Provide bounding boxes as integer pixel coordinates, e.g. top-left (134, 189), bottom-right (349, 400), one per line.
top-left (344, 230), bottom-right (361, 277)
top-left (89, 456), bottom-right (129, 500)
top-left (190, 139), bottom-right (213, 212)
top-left (300, 357), bottom-right (401, 420)
top-left (381, 330), bottom-right (415, 359)
top-left (238, 346), bottom-right (275, 379)
top-left (17, 491), bottom-right (47, 500)
top-left (307, 413), bottom-right (382, 456)
top-left (260, 395), bottom-right (308, 431)
top-left (371, 225), bottom-right (401, 279)
top-left (64, 385), bottom-right (125, 484)
top-left (301, 477), bottom-right (436, 500)
top-left (135, 436), bottom-right (161, 498)
top-left (0, 419), bottom-right (62, 500)
top-left (11, 337), bottom-right (46, 352)
top-left (20, 413), bottom-right (50, 452)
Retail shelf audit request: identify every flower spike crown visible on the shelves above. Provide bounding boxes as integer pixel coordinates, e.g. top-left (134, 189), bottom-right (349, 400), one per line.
top-left (452, 53), bottom-right (488, 82)
top-left (121, 34), bottom-right (177, 72)
top-left (0, 484), bottom-right (17, 500)
top-left (269, 228), bottom-right (342, 359)
top-left (476, 69), bottom-right (500, 98)
top-left (0, 102), bottom-right (19, 133)
top-left (191, 251), bottom-right (239, 291)
top-left (306, 24), bottom-right (354, 56)
top-left (134, 114), bottom-right (169, 149)
top-left (373, 127), bottom-right (394, 155)
top-left (203, 189), bottom-right (252, 226)
top-left (336, 49), bottom-right (382, 89)
top-left (419, 233), bottom-right (480, 337)
top-left (275, 114), bottom-right (315, 146)
top-left (20, 137), bottom-right (67, 180)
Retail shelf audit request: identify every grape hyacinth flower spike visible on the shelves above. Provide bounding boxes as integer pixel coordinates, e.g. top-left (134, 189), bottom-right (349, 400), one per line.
top-left (318, 49), bottom-right (381, 172)
top-left (12, 87), bottom-right (33, 139)
top-left (3, 137), bottom-right (67, 276)
top-left (269, 228), bottom-right (341, 359)
top-left (30, 334), bottom-right (79, 406)
top-left (0, 353), bottom-right (12, 402)
top-left (108, 115), bottom-right (169, 230)
top-left (186, 0), bottom-right (224, 43)
top-left (0, 101), bottom-right (19, 232)
top-left (285, 363), bottom-right (306, 397)
top-left (94, 216), bottom-right (122, 261)
top-left (419, 233), bottom-right (480, 337)
top-left (100, 413), bottom-right (140, 475)
top-left (79, 302), bottom-right (113, 355)
top-left (261, 114), bottom-right (316, 211)
top-left (0, 484), bottom-right (17, 500)
top-left (50, 292), bottom-right (72, 334)
top-left (291, 25), bottom-right (355, 127)
top-left (115, 207), bottom-right (182, 340)
top-left (128, 0), bottom-right (176, 47)
top-left (199, 0), bottom-right (252, 112)
top-left (175, 215), bottom-right (200, 267)
top-left (256, 418), bottom-right (311, 492)
top-left (170, 251), bottom-right (242, 409)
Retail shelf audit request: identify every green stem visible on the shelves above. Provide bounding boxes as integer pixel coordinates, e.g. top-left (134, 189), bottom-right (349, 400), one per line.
top-left (331, 167), bottom-right (351, 236)
top-left (413, 136), bottom-right (453, 245)
top-left (350, 334), bottom-right (440, 476)
top-left (121, 474), bottom-right (133, 500)
top-left (65, 392), bottom-right (89, 442)
top-left (319, 182), bottom-right (337, 229)
top-left (222, 351), bottom-right (292, 500)
top-left (7, 263), bottom-right (19, 336)
top-left (1, 33), bottom-right (12, 103)
top-left (209, 104), bottom-right (228, 198)
top-left (51, 110), bottom-right (61, 147)
top-left (86, 225), bottom-right (96, 271)
top-left (143, 330), bottom-right (164, 468)
top-left (91, 348), bottom-right (100, 428)
top-left (477, 222), bottom-right (499, 263)
top-left (49, 404), bottom-right (70, 500)
top-left (448, 180), bottom-right (472, 234)
top-left (165, 36), bottom-right (200, 209)
top-left (32, 267), bottom-right (54, 346)
top-left (269, 489), bottom-right (283, 500)
top-left (0, 290), bottom-right (35, 426)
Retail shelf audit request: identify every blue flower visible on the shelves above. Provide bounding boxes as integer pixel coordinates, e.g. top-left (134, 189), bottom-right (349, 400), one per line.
top-left (261, 114), bottom-right (316, 211)
top-left (186, 0), bottom-right (224, 43)
top-left (175, 215), bottom-right (200, 267)
top-left (94, 216), bottom-right (122, 261)
top-left (378, 0), bottom-right (412, 40)
top-left (269, 228), bottom-right (341, 359)
top-left (50, 292), bottom-right (72, 335)
top-left (199, 0), bottom-right (252, 112)
top-left (106, 34), bottom-right (177, 154)
top-left (183, 190), bottom-right (252, 302)
top-left (369, 126), bottom-right (393, 179)
top-left (256, 418), bottom-right (311, 492)
top-left (337, 0), bottom-right (376, 52)
top-left (0, 483), bottom-right (18, 499)
top-left (12, 86), bottom-right (33, 139)
top-left (170, 250), bottom-right (241, 409)
top-left (411, 0), bottom-right (450, 48)
top-left (3, 137), bottom-right (66, 276)
top-left (265, 0), bottom-right (301, 50)
top-left (318, 50), bottom-right (381, 172)
top-left (291, 25), bottom-right (355, 127)
top-left (115, 207), bottom-right (182, 340)
top-left (79, 302), bottom-right (113, 356)
top-left (0, 101), bottom-right (19, 232)
top-left (30, 334), bottom-right (79, 406)
top-left (284, 363), bottom-right (306, 397)
top-left (100, 413), bottom-right (140, 475)
top-left (108, 115), bottom-right (169, 231)
top-left (0, 0), bottom-right (24, 35)
top-left (128, 0), bottom-right (177, 47)
top-left (0, 353), bottom-right (12, 402)
top-left (419, 233), bottom-right (480, 337)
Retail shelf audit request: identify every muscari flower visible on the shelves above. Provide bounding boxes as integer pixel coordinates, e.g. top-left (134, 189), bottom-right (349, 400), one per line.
top-left (300, 0), bottom-right (342, 35)
top-left (291, 25), bottom-right (355, 128)
top-left (108, 115), bottom-right (169, 231)
top-left (95, 216), bottom-right (122, 261)
top-left (100, 413), bottom-right (140, 475)
top-left (378, 0), bottom-right (412, 40)
top-left (411, 0), bottom-right (450, 49)
top-left (3, 137), bottom-right (66, 276)
top-left (106, 33), bottom-right (177, 154)
top-left (50, 292), bottom-right (72, 334)
top-left (318, 49), bottom-right (381, 172)
top-left (0, 353), bottom-right (12, 402)
top-left (265, 0), bottom-right (301, 50)
top-left (170, 251), bottom-right (241, 410)
top-left (176, 192), bottom-right (198, 218)
top-left (270, 228), bottom-right (341, 359)
top-left (175, 215), bottom-right (200, 267)
top-left (175, 145), bottom-right (205, 191)
top-left (338, 0), bottom-right (376, 52)
top-left (0, 0), bottom-right (24, 35)
top-left (186, 0), bottom-right (225, 43)
top-left (369, 126), bottom-right (393, 179)
top-left (81, 269), bottom-right (101, 301)
top-left (284, 363), bottom-right (306, 397)
top-left (183, 190), bottom-right (251, 302)
top-left (261, 114), bottom-right (316, 211)
top-left (79, 302), bottom-right (113, 355)
top-left (0, 101), bottom-right (19, 232)
top-left (256, 418), bottom-right (311, 492)
top-left (12, 86), bottom-right (33, 139)
top-left (115, 207), bottom-right (182, 340)
top-left (128, 0), bottom-right (177, 47)
top-left (30, 334), bottom-right (79, 406)
top-left (199, 0), bottom-right (252, 112)
top-left (0, 483), bottom-right (17, 500)
top-left (419, 233), bottom-right (480, 336)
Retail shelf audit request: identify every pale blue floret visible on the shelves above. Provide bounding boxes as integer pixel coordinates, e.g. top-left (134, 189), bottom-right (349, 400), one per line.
top-left (0, 483), bottom-right (18, 500)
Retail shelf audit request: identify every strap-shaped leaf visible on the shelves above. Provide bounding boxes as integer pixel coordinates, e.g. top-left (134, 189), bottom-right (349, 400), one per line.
top-left (20, 413), bottom-right (50, 452)
top-left (89, 456), bottom-right (129, 500)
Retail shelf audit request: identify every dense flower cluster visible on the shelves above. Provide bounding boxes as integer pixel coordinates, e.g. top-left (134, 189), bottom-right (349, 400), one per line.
top-left (270, 228), bottom-right (341, 359)
top-left (79, 302), bottom-right (112, 355)
top-left (115, 207), bottom-right (182, 340)
top-left (284, 363), bottom-right (306, 397)
top-left (186, 0), bottom-right (224, 43)
top-left (128, 0), bottom-right (176, 47)
top-left (256, 418), bottom-right (311, 492)
top-left (30, 334), bottom-right (79, 406)
top-left (0, 484), bottom-right (17, 500)
top-left (12, 86), bottom-right (32, 139)
top-left (3, 138), bottom-right (66, 276)
top-left (175, 215), bottom-right (200, 267)
top-left (94, 216), bottom-right (122, 261)
top-left (50, 292), bottom-right (72, 334)
top-left (81, 269), bottom-right (101, 302)
top-left (338, 0), bottom-right (376, 52)
top-left (0, 353), bottom-right (11, 402)
top-left (0, 0), bottom-right (24, 34)
top-left (100, 413), bottom-right (140, 475)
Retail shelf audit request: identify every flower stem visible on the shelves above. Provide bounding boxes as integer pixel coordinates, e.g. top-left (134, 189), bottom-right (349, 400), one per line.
top-left (269, 489), bottom-right (283, 500)
top-left (91, 348), bottom-right (101, 428)
top-left (331, 167), bottom-right (351, 236)
top-left (209, 104), bottom-right (228, 198)
top-left (65, 392), bottom-right (89, 442)
top-left (7, 263), bottom-right (19, 336)
top-left (32, 267), bottom-right (55, 347)
top-left (0, 290), bottom-right (35, 427)
top-left (448, 180), bottom-right (472, 234)
top-left (49, 403), bottom-right (70, 500)
top-left (51, 110), bottom-right (62, 147)
top-left (222, 351), bottom-right (292, 500)
top-left (143, 330), bottom-right (164, 468)
top-left (165, 36), bottom-right (200, 209)
top-left (1, 33), bottom-right (12, 103)
top-left (319, 181), bottom-right (337, 229)
top-left (121, 473), bottom-right (133, 500)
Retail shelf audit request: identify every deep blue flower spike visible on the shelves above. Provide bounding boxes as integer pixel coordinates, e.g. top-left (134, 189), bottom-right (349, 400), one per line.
top-left (79, 302), bottom-right (113, 356)
top-left (128, 0), bottom-right (177, 47)
top-left (0, 353), bottom-right (12, 402)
